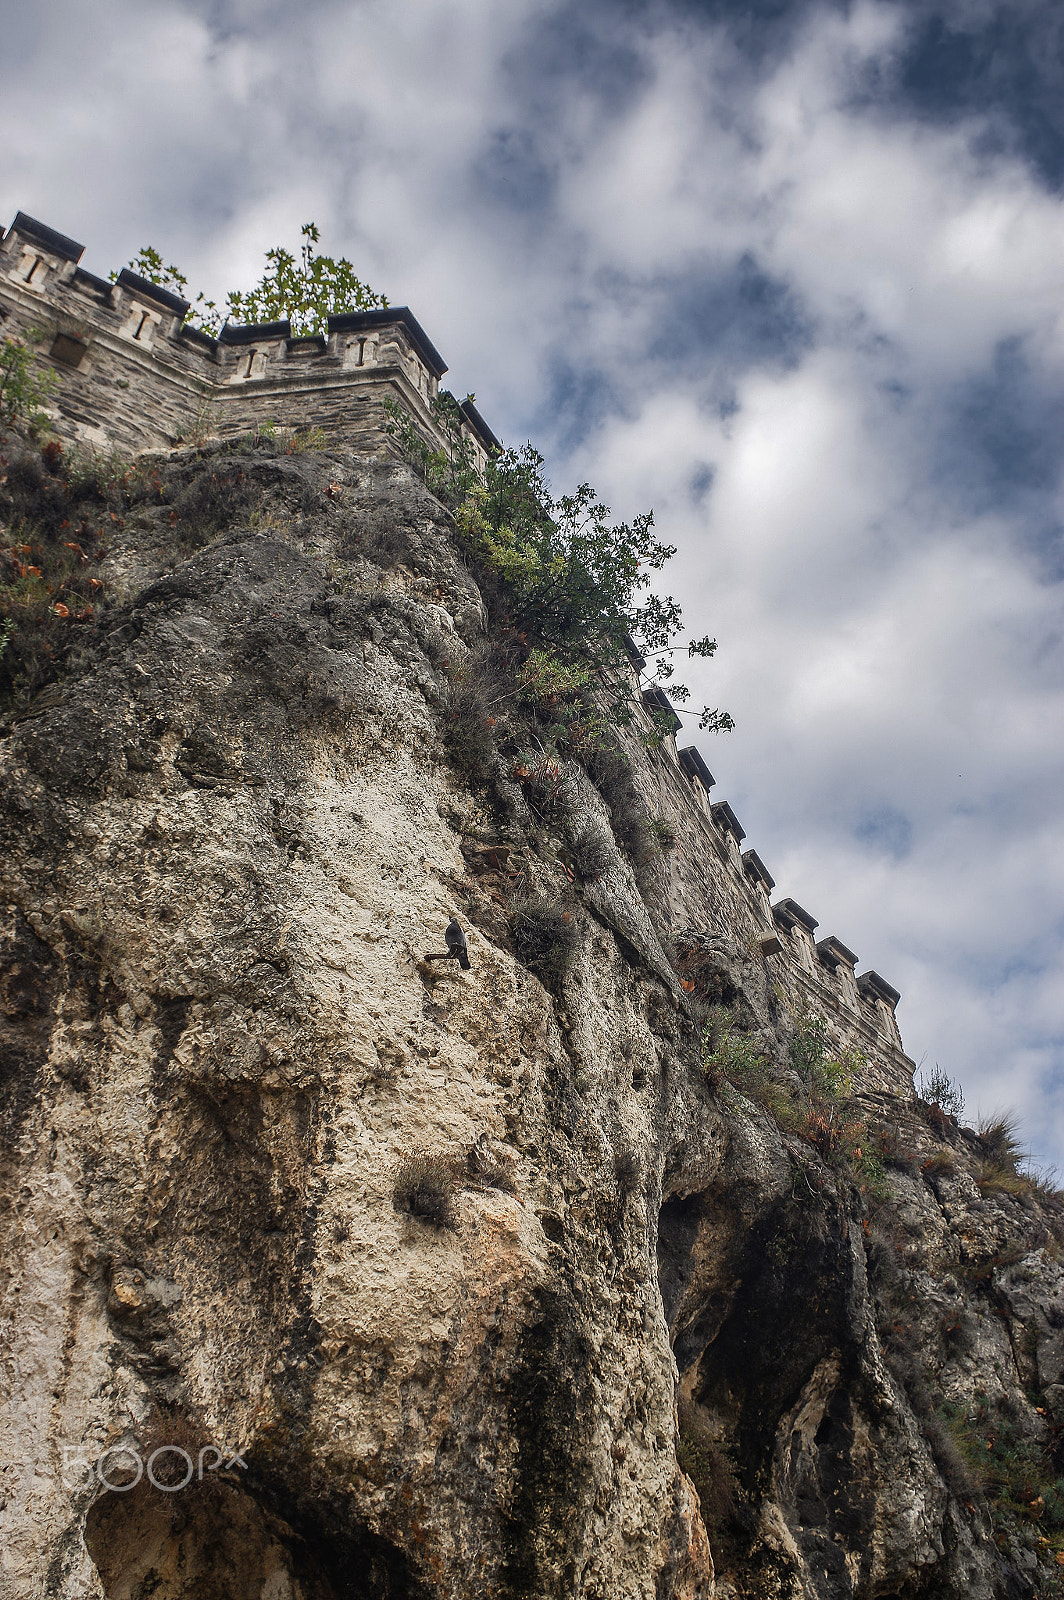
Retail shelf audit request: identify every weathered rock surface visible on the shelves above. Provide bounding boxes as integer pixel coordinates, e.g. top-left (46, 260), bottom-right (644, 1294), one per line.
top-left (2, 435), bottom-right (1064, 1600)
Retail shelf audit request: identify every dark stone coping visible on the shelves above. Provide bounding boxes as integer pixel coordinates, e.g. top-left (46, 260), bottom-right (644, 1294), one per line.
top-left (328, 307), bottom-right (447, 380)
top-left (179, 323), bottom-right (218, 351)
top-left (711, 800), bottom-right (746, 843)
top-left (286, 334), bottom-right (327, 354)
top-left (459, 397), bottom-right (502, 453)
top-left (622, 631), bottom-right (646, 671)
top-left (219, 319), bottom-right (292, 345)
top-left (858, 970), bottom-right (901, 1009)
top-left (816, 935), bottom-right (858, 971)
top-left (741, 848), bottom-right (774, 891)
top-left (678, 746), bottom-right (715, 793)
top-left (772, 897), bottom-right (818, 935)
top-left (116, 269), bottom-right (190, 317)
top-left (73, 267), bottom-right (115, 301)
top-left (7, 212), bottom-right (85, 263)
top-left (642, 684), bottom-right (682, 735)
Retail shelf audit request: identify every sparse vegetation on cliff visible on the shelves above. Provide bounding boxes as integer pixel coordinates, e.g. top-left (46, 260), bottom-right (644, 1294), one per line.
top-left (383, 389), bottom-right (482, 507)
top-left (918, 1063), bottom-right (966, 1121)
top-left (384, 389), bottom-right (734, 742)
top-left (0, 439), bottom-right (113, 707)
top-left (438, 650), bottom-right (506, 784)
top-left (567, 820), bottom-right (613, 883)
top-left (0, 434), bottom-right (277, 710)
top-left (392, 1149), bottom-right (458, 1229)
top-left (0, 331), bottom-right (56, 435)
top-left (509, 894), bottom-right (580, 990)
top-left (698, 999), bottom-right (896, 1200)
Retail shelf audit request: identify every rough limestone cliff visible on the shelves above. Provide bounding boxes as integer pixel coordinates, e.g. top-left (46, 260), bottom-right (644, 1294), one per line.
top-left (3, 429), bottom-right (1064, 1600)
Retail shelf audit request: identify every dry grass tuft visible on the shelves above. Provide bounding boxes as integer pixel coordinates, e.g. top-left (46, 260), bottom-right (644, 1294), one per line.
top-left (509, 894), bottom-right (580, 989)
top-left (568, 821), bottom-right (613, 883)
top-left (392, 1148), bottom-right (458, 1230)
top-left (976, 1111), bottom-right (1025, 1173)
top-left (921, 1147), bottom-right (957, 1178)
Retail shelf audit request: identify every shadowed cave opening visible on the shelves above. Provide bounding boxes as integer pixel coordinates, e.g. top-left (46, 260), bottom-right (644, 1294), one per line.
top-left (84, 1476), bottom-right (426, 1600)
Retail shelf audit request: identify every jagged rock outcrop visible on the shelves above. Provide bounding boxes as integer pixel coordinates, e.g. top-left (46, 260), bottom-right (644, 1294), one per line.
top-left (2, 433), bottom-right (1064, 1600)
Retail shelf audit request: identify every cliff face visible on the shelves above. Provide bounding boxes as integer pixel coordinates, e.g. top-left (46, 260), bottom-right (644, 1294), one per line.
top-left (2, 432), bottom-right (1064, 1600)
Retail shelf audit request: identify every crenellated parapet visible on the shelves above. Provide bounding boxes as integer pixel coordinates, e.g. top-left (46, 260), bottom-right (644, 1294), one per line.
top-left (563, 574), bottom-right (913, 1088)
top-left (611, 676), bottom-right (911, 1091)
top-left (648, 702), bottom-right (912, 1091)
top-left (0, 211), bottom-right (498, 469)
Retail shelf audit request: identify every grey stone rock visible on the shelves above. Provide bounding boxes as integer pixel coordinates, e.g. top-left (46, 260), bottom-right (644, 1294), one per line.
top-left (1, 440), bottom-right (1062, 1599)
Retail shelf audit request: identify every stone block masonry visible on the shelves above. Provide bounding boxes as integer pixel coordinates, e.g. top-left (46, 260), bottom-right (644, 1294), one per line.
top-left (0, 211), bottom-right (498, 472)
top-left (0, 208), bottom-right (913, 1095)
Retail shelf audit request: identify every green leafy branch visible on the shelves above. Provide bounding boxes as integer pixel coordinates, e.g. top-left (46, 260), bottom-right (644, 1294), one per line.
top-left (115, 223), bottom-right (388, 338)
top-left (447, 442), bottom-right (732, 735)
top-left (224, 223), bottom-right (387, 336)
top-left (110, 246), bottom-right (221, 335)
top-left (0, 332), bottom-right (57, 435)
top-left (382, 391), bottom-right (482, 506)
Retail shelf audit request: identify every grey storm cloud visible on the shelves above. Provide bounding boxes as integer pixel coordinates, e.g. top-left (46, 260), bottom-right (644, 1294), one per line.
top-left (1, 0), bottom-right (1062, 1165)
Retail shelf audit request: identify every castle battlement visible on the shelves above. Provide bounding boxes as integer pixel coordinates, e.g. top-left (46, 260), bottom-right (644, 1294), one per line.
top-left (0, 209), bottom-right (912, 1094)
top-left (623, 667), bottom-right (913, 1094)
top-left (0, 211), bottom-right (498, 471)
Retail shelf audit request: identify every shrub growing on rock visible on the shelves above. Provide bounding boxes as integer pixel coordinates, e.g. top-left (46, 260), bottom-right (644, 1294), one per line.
top-left (439, 650), bottom-right (510, 785)
top-left (172, 462), bottom-right (260, 551)
top-left (517, 647), bottom-right (591, 709)
top-left (872, 1121), bottom-right (919, 1173)
top-left (924, 1409), bottom-right (984, 1500)
top-left (920, 1147), bottom-right (956, 1181)
top-left (918, 1064), bottom-right (966, 1121)
top-left (0, 443), bottom-right (117, 710)
top-left (514, 751), bottom-right (581, 826)
top-left (976, 1112), bottom-right (1024, 1173)
top-left (0, 332), bottom-right (57, 434)
top-left (583, 744), bottom-right (656, 863)
top-left (651, 816), bottom-right (678, 854)
top-left (509, 896), bottom-right (580, 989)
top-left (441, 671), bottom-right (496, 784)
top-left (392, 1149), bottom-right (457, 1230)
top-left (568, 822), bottom-right (613, 883)
top-left (701, 1007), bottom-right (770, 1091)
top-left (973, 1113), bottom-right (1029, 1195)
top-left (452, 446), bottom-right (732, 736)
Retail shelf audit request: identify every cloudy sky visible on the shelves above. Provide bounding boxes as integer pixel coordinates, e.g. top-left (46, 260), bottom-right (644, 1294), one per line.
top-left (3, 0), bottom-right (1062, 1166)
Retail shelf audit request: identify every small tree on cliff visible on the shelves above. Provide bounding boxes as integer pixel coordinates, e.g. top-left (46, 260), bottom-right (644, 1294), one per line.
top-left (463, 446), bottom-right (732, 734)
top-left (115, 223), bottom-right (387, 338)
top-left (222, 223), bottom-right (387, 336)
top-left (384, 394), bottom-right (733, 738)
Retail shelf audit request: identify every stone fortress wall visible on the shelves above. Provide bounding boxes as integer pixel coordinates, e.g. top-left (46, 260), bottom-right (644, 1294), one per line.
top-left (619, 686), bottom-right (913, 1096)
top-left (0, 209), bottom-right (915, 1095)
top-left (0, 210), bottom-right (498, 469)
